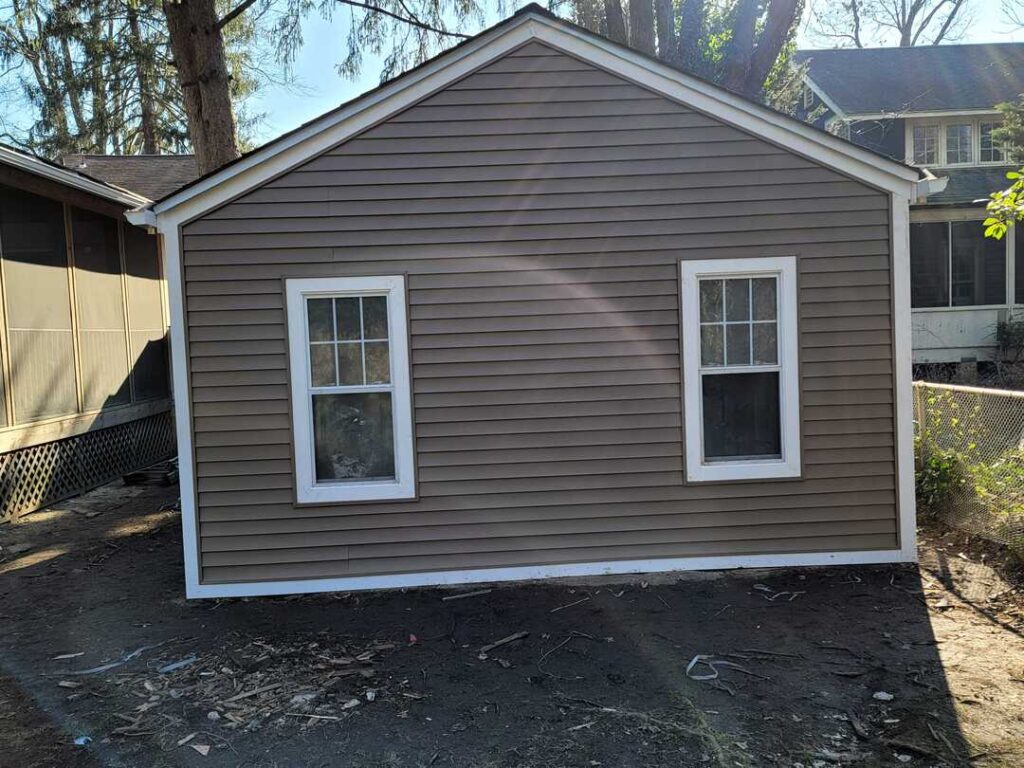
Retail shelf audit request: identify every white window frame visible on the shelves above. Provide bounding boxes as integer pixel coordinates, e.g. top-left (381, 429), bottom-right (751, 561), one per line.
top-left (680, 256), bottom-right (801, 483)
top-left (979, 121), bottom-right (1007, 164)
top-left (912, 124), bottom-right (939, 165)
top-left (907, 116), bottom-right (1007, 168)
top-left (285, 275), bottom-right (415, 504)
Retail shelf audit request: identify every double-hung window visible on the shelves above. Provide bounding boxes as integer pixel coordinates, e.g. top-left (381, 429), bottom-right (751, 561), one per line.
top-left (980, 122), bottom-right (1006, 163)
top-left (944, 124), bottom-right (973, 165)
top-left (285, 276), bottom-right (415, 503)
top-left (912, 125), bottom-right (938, 165)
top-left (680, 257), bottom-right (801, 482)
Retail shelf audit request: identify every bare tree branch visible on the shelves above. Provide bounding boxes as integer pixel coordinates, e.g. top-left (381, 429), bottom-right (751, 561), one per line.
top-left (217, 0), bottom-right (259, 30)
top-left (335, 0), bottom-right (471, 39)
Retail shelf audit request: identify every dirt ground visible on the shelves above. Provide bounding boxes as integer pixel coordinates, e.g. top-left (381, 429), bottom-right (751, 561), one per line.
top-left (1, 484), bottom-right (1023, 767)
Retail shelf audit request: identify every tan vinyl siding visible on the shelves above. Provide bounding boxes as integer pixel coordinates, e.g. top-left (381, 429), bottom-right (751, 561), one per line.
top-left (181, 42), bottom-right (899, 585)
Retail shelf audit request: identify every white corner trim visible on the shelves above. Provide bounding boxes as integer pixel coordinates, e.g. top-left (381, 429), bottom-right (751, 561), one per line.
top-left (679, 256), bottom-right (801, 482)
top-left (0, 145), bottom-right (150, 208)
top-left (284, 275), bottom-right (416, 504)
top-left (891, 193), bottom-right (918, 562)
top-left (148, 10), bottom-right (918, 229)
top-left (187, 547), bottom-right (916, 598)
top-left (158, 224), bottom-right (202, 596)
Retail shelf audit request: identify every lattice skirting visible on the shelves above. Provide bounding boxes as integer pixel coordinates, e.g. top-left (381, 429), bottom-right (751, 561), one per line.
top-left (0, 410), bottom-right (176, 522)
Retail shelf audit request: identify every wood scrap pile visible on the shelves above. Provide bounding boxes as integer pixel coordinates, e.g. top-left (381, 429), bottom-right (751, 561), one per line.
top-left (106, 633), bottom-right (396, 745)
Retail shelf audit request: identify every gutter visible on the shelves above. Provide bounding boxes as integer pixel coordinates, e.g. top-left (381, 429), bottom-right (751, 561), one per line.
top-left (915, 168), bottom-right (948, 202)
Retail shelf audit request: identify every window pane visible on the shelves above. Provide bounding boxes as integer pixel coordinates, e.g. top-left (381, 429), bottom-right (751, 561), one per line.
top-left (700, 325), bottom-right (724, 366)
top-left (951, 221), bottom-right (1005, 306)
top-left (701, 372), bottom-right (781, 461)
top-left (335, 297), bottom-right (361, 340)
top-left (945, 124), bottom-right (972, 164)
top-left (752, 323), bottom-right (778, 365)
top-left (363, 295), bottom-right (389, 339)
top-left (913, 125), bottom-right (937, 165)
top-left (337, 342), bottom-right (364, 385)
top-left (309, 344), bottom-right (336, 386)
top-left (910, 222), bottom-right (950, 308)
top-left (699, 280), bottom-right (722, 322)
top-left (365, 341), bottom-right (391, 384)
top-left (307, 298), bottom-right (334, 342)
top-left (751, 278), bottom-right (776, 321)
top-left (980, 123), bottom-right (1005, 163)
top-left (312, 392), bottom-right (395, 482)
top-left (725, 323), bottom-right (750, 366)
top-left (725, 279), bottom-right (750, 321)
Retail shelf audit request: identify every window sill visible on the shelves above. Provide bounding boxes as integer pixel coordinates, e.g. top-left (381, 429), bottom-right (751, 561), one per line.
top-left (686, 458), bottom-right (801, 483)
top-left (912, 304), bottom-right (1013, 313)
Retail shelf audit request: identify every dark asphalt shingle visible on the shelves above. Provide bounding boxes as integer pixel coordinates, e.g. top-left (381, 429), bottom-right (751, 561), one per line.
top-left (60, 154), bottom-right (199, 201)
top-left (795, 43), bottom-right (1024, 115)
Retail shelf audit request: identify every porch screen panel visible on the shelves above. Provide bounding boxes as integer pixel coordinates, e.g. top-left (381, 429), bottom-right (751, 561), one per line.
top-left (71, 208), bottom-right (130, 410)
top-left (0, 184), bottom-right (77, 422)
top-left (950, 222), bottom-right (1004, 307)
top-left (909, 222), bottom-right (949, 308)
top-left (123, 225), bottom-right (168, 401)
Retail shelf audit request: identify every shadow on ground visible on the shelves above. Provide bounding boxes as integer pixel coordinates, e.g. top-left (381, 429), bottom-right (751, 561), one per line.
top-left (1, 483), bottom-right (1022, 767)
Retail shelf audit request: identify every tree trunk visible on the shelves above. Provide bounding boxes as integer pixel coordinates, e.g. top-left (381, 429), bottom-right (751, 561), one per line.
top-left (720, 0), bottom-right (759, 93)
top-left (162, 0), bottom-right (239, 174)
top-left (655, 0), bottom-right (678, 63)
top-left (741, 0), bottom-right (802, 98)
top-left (629, 0), bottom-right (656, 54)
top-left (603, 0), bottom-right (627, 44)
top-left (128, 4), bottom-right (159, 154)
top-left (677, 0), bottom-right (706, 74)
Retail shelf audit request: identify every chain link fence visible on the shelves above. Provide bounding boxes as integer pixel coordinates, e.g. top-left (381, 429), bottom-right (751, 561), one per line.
top-left (914, 381), bottom-right (1024, 556)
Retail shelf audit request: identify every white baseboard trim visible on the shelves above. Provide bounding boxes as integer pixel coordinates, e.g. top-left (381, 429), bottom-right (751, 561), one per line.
top-left (189, 547), bottom-right (917, 599)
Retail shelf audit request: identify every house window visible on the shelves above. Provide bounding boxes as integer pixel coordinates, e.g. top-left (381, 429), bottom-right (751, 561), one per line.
top-left (680, 257), bottom-right (800, 482)
top-left (980, 122), bottom-right (1006, 163)
top-left (913, 125), bottom-right (939, 165)
top-left (910, 222), bottom-right (1006, 308)
top-left (285, 275), bottom-right (415, 504)
top-left (802, 84), bottom-right (813, 110)
top-left (945, 123), bottom-right (973, 165)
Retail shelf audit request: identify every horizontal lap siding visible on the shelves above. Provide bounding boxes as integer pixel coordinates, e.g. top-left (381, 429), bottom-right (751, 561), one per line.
top-left (181, 41), bottom-right (898, 585)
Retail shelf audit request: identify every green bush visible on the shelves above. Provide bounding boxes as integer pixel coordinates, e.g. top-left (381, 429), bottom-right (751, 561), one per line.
top-left (915, 438), bottom-right (970, 516)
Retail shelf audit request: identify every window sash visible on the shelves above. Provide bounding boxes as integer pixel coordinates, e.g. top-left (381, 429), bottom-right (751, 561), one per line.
top-left (286, 275), bottom-right (415, 504)
top-left (913, 125), bottom-right (938, 165)
top-left (980, 122), bottom-right (1006, 163)
top-left (944, 123), bottom-right (973, 165)
top-left (680, 257), bottom-right (801, 483)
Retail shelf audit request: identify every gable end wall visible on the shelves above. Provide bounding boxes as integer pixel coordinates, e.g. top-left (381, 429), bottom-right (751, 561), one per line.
top-left (179, 41), bottom-right (899, 586)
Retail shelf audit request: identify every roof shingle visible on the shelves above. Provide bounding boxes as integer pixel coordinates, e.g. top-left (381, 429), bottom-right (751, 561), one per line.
top-left (60, 154), bottom-right (199, 201)
top-left (795, 43), bottom-right (1024, 116)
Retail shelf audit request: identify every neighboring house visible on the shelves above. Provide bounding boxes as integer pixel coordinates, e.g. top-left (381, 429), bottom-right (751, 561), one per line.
top-left (0, 146), bottom-right (183, 521)
top-left (795, 44), bottom-right (1024, 363)
top-left (132, 5), bottom-right (924, 599)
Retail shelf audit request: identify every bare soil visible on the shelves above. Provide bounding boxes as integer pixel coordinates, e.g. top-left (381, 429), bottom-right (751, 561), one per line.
top-left (1, 483), bottom-right (1023, 767)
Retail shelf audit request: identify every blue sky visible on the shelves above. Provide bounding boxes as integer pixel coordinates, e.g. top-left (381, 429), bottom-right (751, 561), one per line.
top-left (248, 0), bottom-right (1024, 144)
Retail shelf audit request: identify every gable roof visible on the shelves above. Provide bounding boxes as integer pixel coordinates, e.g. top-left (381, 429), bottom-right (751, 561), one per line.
top-left (62, 154), bottom-right (198, 201)
top-left (0, 144), bottom-right (150, 207)
top-left (134, 4), bottom-right (921, 228)
top-left (795, 43), bottom-right (1024, 117)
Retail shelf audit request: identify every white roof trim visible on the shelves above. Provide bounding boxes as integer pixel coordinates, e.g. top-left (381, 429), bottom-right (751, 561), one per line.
top-left (848, 108), bottom-right (1002, 121)
top-left (0, 145), bottom-right (150, 207)
top-left (802, 74), bottom-right (847, 121)
top-left (148, 10), bottom-right (918, 226)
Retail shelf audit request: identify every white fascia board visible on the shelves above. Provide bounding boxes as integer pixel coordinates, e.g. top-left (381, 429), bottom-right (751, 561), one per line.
top-left (150, 12), bottom-right (918, 228)
top-left (188, 548), bottom-right (915, 599)
top-left (0, 146), bottom-right (150, 208)
top-left (849, 108), bottom-right (1001, 121)
top-left (802, 74), bottom-right (847, 121)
